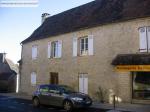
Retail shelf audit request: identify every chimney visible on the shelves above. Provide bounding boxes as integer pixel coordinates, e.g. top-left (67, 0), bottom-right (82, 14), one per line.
top-left (41, 13), bottom-right (50, 24)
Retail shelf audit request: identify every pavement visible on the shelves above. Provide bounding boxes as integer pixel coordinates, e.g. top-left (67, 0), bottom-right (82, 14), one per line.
top-left (0, 93), bottom-right (150, 112)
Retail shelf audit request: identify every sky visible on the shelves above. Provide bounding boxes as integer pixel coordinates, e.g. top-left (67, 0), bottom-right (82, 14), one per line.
top-left (0, 0), bottom-right (94, 64)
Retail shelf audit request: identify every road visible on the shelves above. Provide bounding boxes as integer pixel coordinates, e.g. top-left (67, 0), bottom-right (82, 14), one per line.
top-left (0, 95), bottom-right (106, 112)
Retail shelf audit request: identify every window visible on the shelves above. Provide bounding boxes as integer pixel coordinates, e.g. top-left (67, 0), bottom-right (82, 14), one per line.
top-left (139, 26), bottom-right (150, 52)
top-left (73, 35), bottom-right (93, 56)
top-left (48, 40), bottom-right (62, 58)
top-left (31, 72), bottom-right (36, 85)
top-left (32, 45), bottom-right (38, 60)
top-left (132, 72), bottom-right (150, 100)
top-left (80, 37), bottom-right (88, 55)
top-left (51, 41), bottom-right (59, 58)
top-left (39, 86), bottom-right (49, 93)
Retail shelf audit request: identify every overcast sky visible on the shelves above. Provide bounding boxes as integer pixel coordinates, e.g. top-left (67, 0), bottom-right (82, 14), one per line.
top-left (0, 0), bottom-right (94, 64)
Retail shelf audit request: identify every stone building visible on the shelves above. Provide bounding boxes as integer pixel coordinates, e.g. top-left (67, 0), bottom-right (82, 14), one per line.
top-left (0, 53), bottom-right (18, 92)
top-left (20, 0), bottom-right (150, 104)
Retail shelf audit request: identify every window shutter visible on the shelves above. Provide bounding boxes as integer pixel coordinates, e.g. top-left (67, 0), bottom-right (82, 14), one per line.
top-left (147, 27), bottom-right (150, 52)
top-left (58, 40), bottom-right (62, 58)
top-left (31, 72), bottom-right (36, 85)
top-left (32, 45), bottom-right (37, 59)
top-left (48, 42), bottom-right (51, 58)
top-left (73, 37), bottom-right (77, 57)
top-left (88, 35), bottom-right (94, 55)
top-left (139, 27), bottom-right (147, 52)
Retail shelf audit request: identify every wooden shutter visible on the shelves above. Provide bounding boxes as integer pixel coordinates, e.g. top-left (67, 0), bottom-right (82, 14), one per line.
top-left (139, 27), bottom-right (147, 52)
top-left (147, 27), bottom-right (150, 52)
top-left (48, 42), bottom-right (51, 58)
top-left (88, 35), bottom-right (94, 55)
top-left (58, 40), bottom-right (62, 58)
top-left (73, 37), bottom-right (77, 57)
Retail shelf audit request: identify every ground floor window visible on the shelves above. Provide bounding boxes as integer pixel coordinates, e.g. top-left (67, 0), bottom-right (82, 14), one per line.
top-left (132, 72), bottom-right (150, 100)
top-left (50, 72), bottom-right (58, 84)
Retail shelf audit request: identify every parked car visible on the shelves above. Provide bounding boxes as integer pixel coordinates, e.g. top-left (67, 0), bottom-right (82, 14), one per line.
top-left (32, 84), bottom-right (92, 111)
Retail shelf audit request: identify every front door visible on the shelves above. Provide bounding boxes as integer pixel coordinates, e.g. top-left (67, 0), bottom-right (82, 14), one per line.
top-left (79, 74), bottom-right (88, 94)
top-left (50, 72), bottom-right (58, 84)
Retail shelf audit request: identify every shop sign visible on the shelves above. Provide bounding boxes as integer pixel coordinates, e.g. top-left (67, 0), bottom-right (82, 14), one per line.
top-left (115, 65), bottom-right (150, 72)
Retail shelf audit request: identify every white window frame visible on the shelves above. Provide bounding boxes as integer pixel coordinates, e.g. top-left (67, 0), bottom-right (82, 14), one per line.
top-left (80, 36), bottom-right (89, 56)
top-left (51, 41), bottom-right (59, 58)
top-left (32, 45), bottom-right (38, 60)
top-left (48, 40), bottom-right (62, 58)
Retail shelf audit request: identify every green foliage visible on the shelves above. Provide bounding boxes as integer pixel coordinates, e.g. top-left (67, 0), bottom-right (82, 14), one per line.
top-left (95, 86), bottom-right (107, 103)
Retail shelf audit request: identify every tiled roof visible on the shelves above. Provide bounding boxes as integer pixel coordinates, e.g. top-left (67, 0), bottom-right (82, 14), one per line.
top-left (22, 0), bottom-right (150, 44)
top-left (0, 54), bottom-right (17, 80)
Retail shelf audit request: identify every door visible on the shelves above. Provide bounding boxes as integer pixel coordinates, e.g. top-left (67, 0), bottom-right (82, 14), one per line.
top-left (79, 74), bottom-right (88, 94)
top-left (50, 72), bottom-right (58, 84)
top-left (49, 86), bottom-right (64, 106)
top-left (39, 85), bottom-right (51, 105)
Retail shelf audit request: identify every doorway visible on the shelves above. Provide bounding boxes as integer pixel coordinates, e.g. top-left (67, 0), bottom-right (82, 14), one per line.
top-left (50, 72), bottom-right (58, 84)
top-left (79, 74), bottom-right (88, 94)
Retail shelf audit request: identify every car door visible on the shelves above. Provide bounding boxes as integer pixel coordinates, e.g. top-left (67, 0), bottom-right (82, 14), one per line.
top-left (49, 86), bottom-right (64, 106)
top-left (38, 85), bottom-right (52, 105)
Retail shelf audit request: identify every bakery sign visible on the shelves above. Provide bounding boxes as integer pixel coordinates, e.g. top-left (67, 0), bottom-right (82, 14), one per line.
top-left (115, 65), bottom-right (150, 72)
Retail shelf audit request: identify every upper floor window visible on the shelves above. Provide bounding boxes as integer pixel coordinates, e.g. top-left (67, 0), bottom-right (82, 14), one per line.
top-left (73, 35), bottom-right (93, 56)
top-left (48, 40), bottom-right (62, 58)
top-left (80, 37), bottom-right (88, 55)
top-left (32, 45), bottom-right (38, 60)
top-left (139, 26), bottom-right (150, 52)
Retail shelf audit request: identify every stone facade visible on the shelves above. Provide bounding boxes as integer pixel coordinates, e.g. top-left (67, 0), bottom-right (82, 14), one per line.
top-left (20, 17), bottom-right (150, 103)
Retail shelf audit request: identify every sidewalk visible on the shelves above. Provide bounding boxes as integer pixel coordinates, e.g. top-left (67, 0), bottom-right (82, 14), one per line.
top-left (92, 102), bottom-right (150, 112)
top-left (0, 93), bottom-right (150, 112)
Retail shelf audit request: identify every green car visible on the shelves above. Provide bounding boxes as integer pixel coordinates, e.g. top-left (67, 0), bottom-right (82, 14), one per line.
top-left (32, 84), bottom-right (92, 111)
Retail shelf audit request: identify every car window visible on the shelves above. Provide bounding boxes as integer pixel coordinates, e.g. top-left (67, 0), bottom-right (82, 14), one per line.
top-left (39, 86), bottom-right (49, 93)
top-left (59, 85), bottom-right (75, 94)
top-left (49, 86), bottom-right (60, 94)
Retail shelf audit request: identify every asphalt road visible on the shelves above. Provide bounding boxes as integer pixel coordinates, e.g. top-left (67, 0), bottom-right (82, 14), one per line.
top-left (0, 95), bottom-right (107, 112)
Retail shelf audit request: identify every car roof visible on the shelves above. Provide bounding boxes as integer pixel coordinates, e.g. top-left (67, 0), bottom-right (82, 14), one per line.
top-left (39, 84), bottom-right (68, 88)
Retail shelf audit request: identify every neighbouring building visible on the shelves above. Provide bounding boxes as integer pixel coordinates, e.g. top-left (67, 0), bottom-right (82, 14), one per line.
top-left (0, 53), bottom-right (18, 92)
top-left (20, 0), bottom-right (150, 104)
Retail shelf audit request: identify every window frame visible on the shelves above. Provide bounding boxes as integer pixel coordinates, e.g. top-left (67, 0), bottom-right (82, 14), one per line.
top-left (51, 41), bottom-right (59, 58)
top-left (79, 36), bottom-right (89, 56)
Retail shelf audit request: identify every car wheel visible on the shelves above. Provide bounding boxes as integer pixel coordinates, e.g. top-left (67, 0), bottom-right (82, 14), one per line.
top-left (33, 97), bottom-right (40, 107)
top-left (63, 100), bottom-right (73, 111)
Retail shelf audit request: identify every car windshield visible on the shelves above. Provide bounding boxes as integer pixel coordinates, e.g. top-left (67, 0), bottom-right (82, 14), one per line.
top-left (60, 85), bottom-right (76, 94)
